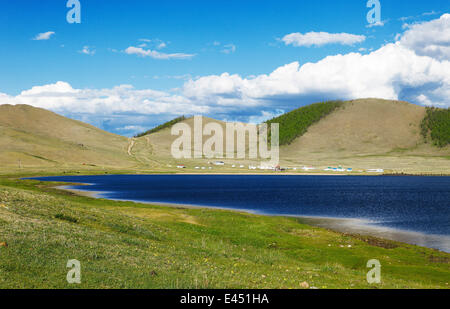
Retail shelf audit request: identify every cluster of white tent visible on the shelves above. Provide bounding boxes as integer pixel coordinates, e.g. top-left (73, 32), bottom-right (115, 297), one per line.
top-left (175, 162), bottom-right (384, 173)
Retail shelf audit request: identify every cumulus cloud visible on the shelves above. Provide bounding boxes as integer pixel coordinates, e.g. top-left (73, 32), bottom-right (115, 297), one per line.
top-left (183, 15), bottom-right (450, 109)
top-left (0, 82), bottom-right (211, 135)
top-left (1, 81), bottom-right (210, 115)
top-left (282, 32), bottom-right (366, 47)
top-left (399, 13), bottom-right (450, 60)
top-left (32, 31), bottom-right (55, 41)
top-left (182, 42), bottom-right (450, 109)
top-left (124, 46), bottom-right (195, 60)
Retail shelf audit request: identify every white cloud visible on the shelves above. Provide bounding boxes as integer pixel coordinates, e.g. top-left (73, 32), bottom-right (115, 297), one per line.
top-left (247, 110), bottom-right (285, 124)
top-left (0, 81), bottom-right (209, 117)
top-left (398, 11), bottom-right (440, 22)
top-left (79, 46), bottom-right (96, 55)
top-left (222, 44), bottom-right (236, 54)
top-left (282, 32), bottom-right (366, 47)
top-left (182, 41), bottom-right (450, 108)
top-left (183, 16), bottom-right (450, 108)
top-left (398, 13), bottom-right (450, 60)
top-left (366, 20), bottom-right (387, 28)
top-left (422, 11), bottom-right (440, 16)
top-left (137, 38), bottom-right (168, 49)
top-left (399, 16), bottom-right (412, 22)
top-left (209, 41), bottom-right (236, 54)
top-left (120, 125), bottom-right (148, 132)
top-left (32, 31), bottom-right (55, 41)
top-left (124, 46), bottom-right (195, 60)
top-left (157, 42), bottom-right (167, 49)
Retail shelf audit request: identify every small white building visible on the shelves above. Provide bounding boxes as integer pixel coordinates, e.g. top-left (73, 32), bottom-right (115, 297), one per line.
top-left (302, 166), bottom-right (316, 171)
top-left (367, 169), bottom-right (384, 173)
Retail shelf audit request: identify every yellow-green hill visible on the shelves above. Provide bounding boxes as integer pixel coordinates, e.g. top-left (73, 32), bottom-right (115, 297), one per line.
top-left (281, 99), bottom-right (449, 172)
top-left (135, 99), bottom-right (450, 173)
top-left (0, 104), bottom-right (135, 169)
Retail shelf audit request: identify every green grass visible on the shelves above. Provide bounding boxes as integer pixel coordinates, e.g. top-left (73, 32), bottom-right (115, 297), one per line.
top-left (421, 107), bottom-right (450, 147)
top-left (134, 116), bottom-right (187, 138)
top-left (0, 174), bottom-right (449, 289)
top-left (266, 100), bottom-right (343, 146)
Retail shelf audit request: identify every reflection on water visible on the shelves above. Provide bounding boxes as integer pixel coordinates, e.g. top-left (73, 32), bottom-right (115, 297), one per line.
top-left (296, 216), bottom-right (450, 253)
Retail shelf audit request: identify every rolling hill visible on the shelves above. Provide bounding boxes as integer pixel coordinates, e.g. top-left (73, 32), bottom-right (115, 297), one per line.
top-left (0, 104), bottom-right (136, 170)
top-left (280, 99), bottom-right (449, 172)
top-left (134, 98), bottom-right (450, 173)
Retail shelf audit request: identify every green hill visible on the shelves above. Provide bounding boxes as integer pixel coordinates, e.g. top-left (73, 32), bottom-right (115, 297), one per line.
top-left (281, 99), bottom-right (449, 173)
top-left (134, 116), bottom-right (186, 138)
top-left (421, 107), bottom-right (450, 147)
top-left (266, 100), bottom-right (343, 145)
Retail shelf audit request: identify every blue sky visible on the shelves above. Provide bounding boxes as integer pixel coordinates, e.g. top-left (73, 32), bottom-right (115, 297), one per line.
top-left (0, 0), bottom-right (449, 136)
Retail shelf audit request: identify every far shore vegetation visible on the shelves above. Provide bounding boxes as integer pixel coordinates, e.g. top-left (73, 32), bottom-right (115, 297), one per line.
top-left (135, 116), bottom-right (187, 138)
top-left (266, 100), bottom-right (343, 145)
top-left (421, 107), bottom-right (450, 148)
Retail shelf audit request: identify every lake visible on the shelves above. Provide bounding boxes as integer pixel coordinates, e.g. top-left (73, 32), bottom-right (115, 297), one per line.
top-left (31, 175), bottom-right (450, 252)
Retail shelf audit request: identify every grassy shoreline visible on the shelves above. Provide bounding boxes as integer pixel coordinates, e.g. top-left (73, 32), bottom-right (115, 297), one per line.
top-left (0, 173), bottom-right (449, 289)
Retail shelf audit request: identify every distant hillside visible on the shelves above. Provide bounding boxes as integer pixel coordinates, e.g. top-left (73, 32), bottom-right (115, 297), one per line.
top-left (132, 116), bottom-right (229, 164)
top-left (280, 99), bottom-right (449, 172)
top-left (283, 99), bottom-right (426, 155)
top-left (266, 100), bottom-right (343, 145)
top-left (1, 100), bottom-right (449, 174)
top-left (0, 104), bottom-right (135, 169)
top-left (135, 116), bottom-right (186, 138)
top-left (129, 99), bottom-right (449, 173)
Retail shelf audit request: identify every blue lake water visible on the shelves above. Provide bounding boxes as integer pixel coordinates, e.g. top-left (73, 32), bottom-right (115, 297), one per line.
top-left (31, 175), bottom-right (450, 252)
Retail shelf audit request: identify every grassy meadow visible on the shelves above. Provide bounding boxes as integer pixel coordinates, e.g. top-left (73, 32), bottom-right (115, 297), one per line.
top-left (0, 172), bottom-right (449, 289)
